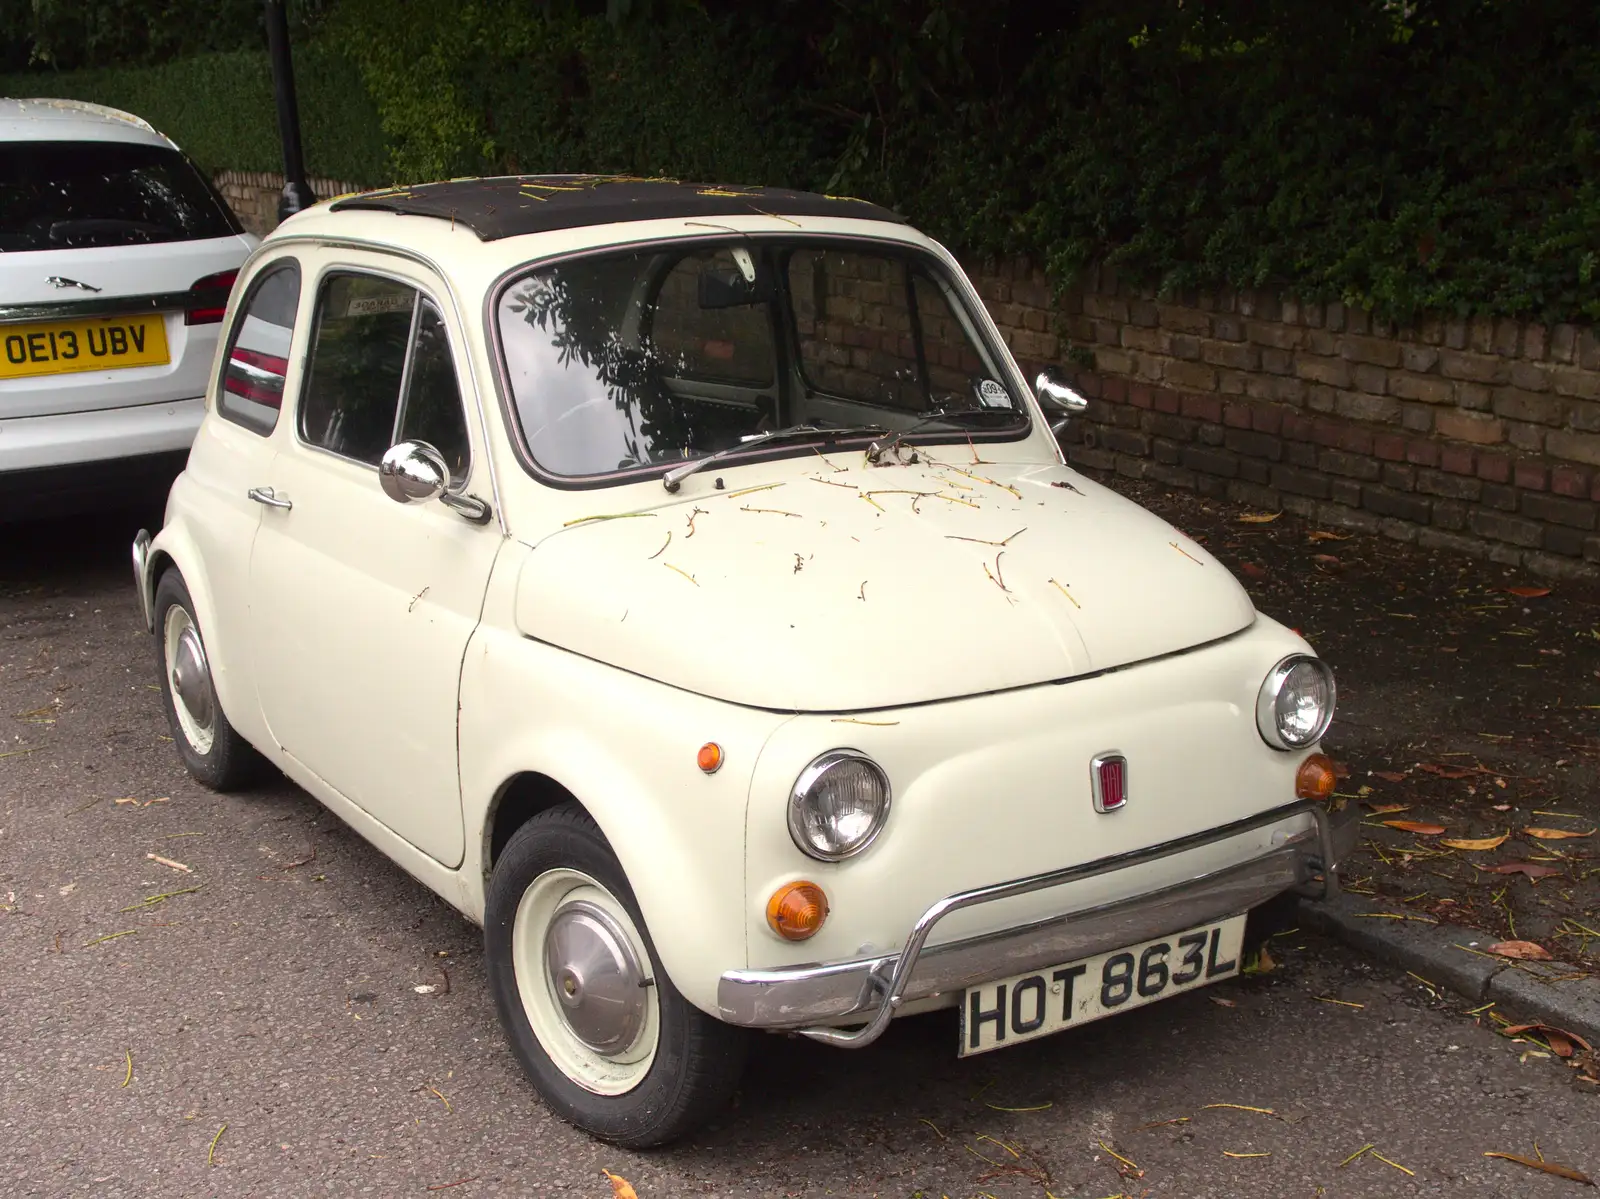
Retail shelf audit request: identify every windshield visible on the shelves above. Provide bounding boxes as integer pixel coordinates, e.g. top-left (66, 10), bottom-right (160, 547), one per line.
top-left (495, 238), bottom-right (1028, 481)
top-left (0, 140), bottom-right (242, 251)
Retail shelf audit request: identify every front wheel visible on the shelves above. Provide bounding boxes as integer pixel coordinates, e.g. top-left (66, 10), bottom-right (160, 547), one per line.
top-left (485, 804), bottom-right (748, 1148)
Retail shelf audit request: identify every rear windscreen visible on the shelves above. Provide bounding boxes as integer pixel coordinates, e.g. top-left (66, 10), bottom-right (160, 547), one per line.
top-left (0, 140), bottom-right (243, 251)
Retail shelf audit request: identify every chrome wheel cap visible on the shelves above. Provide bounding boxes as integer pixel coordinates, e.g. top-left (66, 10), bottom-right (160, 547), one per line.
top-left (544, 900), bottom-right (647, 1054)
top-left (171, 626), bottom-right (214, 729)
top-left (162, 604), bottom-right (215, 755)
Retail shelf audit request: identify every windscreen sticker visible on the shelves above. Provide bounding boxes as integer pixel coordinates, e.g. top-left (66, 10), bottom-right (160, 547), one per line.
top-left (343, 291), bottom-right (414, 318)
top-left (977, 378), bottom-right (1013, 408)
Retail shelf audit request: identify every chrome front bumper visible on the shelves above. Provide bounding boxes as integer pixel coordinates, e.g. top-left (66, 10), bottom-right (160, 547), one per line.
top-left (717, 799), bottom-right (1346, 1048)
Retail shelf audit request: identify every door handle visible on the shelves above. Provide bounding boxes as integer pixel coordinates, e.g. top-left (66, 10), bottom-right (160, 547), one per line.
top-left (247, 486), bottom-right (292, 510)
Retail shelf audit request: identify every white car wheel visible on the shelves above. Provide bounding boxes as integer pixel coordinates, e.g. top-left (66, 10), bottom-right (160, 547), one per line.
top-left (162, 602), bottom-right (216, 755)
top-left (511, 867), bottom-right (661, 1096)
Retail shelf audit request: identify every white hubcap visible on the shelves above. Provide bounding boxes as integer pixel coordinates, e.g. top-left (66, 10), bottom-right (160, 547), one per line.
top-left (163, 605), bottom-right (215, 755)
top-left (512, 868), bottom-right (660, 1095)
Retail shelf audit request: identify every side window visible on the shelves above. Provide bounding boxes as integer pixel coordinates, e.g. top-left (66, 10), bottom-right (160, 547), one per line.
top-left (396, 300), bottom-right (470, 481)
top-left (647, 249), bottom-right (775, 386)
top-left (297, 273), bottom-right (471, 483)
top-left (299, 273), bottom-right (415, 466)
top-left (786, 249), bottom-right (995, 414)
top-left (218, 261), bottom-right (300, 435)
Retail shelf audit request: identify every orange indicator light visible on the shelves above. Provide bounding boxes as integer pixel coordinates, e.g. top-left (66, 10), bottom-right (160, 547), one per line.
top-left (1296, 753), bottom-right (1338, 801)
top-left (766, 881), bottom-right (829, 941)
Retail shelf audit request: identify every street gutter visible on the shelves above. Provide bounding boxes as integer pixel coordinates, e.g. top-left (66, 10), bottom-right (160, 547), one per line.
top-left (1299, 892), bottom-right (1600, 1047)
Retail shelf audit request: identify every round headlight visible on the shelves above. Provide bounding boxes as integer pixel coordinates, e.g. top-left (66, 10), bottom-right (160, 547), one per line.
top-left (1256, 655), bottom-right (1336, 750)
top-left (788, 750), bottom-right (891, 861)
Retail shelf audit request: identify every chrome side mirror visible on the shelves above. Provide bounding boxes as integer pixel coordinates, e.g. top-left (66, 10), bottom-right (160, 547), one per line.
top-left (1035, 367), bottom-right (1089, 438)
top-left (379, 440), bottom-right (449, 504)
top-left (1035, 367), bottom-right (1089, 415)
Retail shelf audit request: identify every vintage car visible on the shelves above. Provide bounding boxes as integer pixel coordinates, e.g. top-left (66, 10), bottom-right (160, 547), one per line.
top-left (132, 175), bottom-right (1353, 1148)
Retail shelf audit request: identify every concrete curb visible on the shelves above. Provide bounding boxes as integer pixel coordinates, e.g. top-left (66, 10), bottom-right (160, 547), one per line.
top-left (1298, 892), bottom-right (1600, 1047)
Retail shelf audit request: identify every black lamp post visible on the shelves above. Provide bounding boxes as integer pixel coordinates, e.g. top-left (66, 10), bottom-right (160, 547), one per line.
top-left (265, 0), bottom-right (315, 224)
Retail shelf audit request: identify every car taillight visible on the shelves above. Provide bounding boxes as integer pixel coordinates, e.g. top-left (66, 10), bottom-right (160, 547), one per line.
top-left (224, 347), bottom-right (288, 407)
top-left (186, 269), bottom-right (238, 325)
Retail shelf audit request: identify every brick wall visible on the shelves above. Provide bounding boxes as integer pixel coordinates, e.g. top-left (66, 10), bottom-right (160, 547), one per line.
top-left (214, 170), bottom-right (367, 238)
top-left (977, 262), bottom-right (1600, 579)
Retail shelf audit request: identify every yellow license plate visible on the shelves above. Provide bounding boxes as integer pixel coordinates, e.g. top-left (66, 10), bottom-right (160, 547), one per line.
top-left (1, 314), bottom-right (171, 380)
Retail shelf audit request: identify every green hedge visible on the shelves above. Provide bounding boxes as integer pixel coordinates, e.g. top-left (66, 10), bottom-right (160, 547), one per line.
top-left (8, 3), bottom-right (1599, 325)
top-left (0, 42), bottom-right (389, 184)
top-left (326, 0), bottom-right (1600, 325)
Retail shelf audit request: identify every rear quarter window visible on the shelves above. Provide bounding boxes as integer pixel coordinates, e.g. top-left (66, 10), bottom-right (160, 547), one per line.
top-left (0, 140), bottom-right (242, 251)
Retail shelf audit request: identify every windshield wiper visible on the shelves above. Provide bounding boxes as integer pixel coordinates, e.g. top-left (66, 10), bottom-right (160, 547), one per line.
top-left (661, 424), bottom-right (885, 492)
top-left (865, 408), bottom-right (1020, 463)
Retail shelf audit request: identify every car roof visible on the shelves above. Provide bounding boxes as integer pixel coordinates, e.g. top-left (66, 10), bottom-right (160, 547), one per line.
top-left (327, 175), bottom-right (908, 242)
top-left (0, 97), bottom-right (174, 147)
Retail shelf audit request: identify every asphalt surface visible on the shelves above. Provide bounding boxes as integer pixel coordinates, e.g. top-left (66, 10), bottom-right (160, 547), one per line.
top-left (2, 506), bottom-right (1596, 1198)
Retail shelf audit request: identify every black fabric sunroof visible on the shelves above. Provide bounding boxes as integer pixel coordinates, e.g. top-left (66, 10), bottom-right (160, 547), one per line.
top-left (326, 175), bottom-right (907, 241)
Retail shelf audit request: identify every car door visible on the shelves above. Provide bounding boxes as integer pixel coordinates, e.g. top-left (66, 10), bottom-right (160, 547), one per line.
top-left (174, 255), bottom-right (305, 750)
top-left (245, 250), bottom-right (500, 867)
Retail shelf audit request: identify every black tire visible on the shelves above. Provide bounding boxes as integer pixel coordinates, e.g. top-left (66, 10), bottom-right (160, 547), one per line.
top-left (485, 804), bottom-right (749, 1148)
top-left (152, 568), bottom-right (264, 791)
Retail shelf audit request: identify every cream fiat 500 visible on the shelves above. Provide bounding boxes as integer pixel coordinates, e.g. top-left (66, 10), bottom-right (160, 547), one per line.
top-left (133, 176), bottom-right (1352, 1147)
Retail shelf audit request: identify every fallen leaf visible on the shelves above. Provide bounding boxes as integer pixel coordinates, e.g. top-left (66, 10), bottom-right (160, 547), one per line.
top-left (1372, 770), bottom-right (1408, 782)
top-left (1524, 827), bottom-right (1596, 840)
top-left (1503, 1023), bottom-right (1593, 1058)
top-left (1483, 1152), bottom-right (1593, 1185)
top-left (1365, 802), bottom-right (1411, 814)
top-left (1480, 862), bottom-right (1563, 880)
top-left (1240, 562), bottom-right (1267, 579)
top-left (1501, 586), bottom-right (1552, 598)
top-left (1312, 554), bottom-right (1343, 567)
top-left (1238, 512), bottom-right (1281, 523)
top-left (1418, 763), bottom-right (1477, 779)
top-left (603, 1171), bottom-right (640, 1199)
top-left (1307, 530), bottom-right (1352, 542)
top-left (1209, 996), bottom-right (1237, 1008)
top-left (1487, 940), bottom-right (1553, 961)
top-left (1384, 820), bottom-right (1447, 835)
top-left (1242, 945), bottom-right (1275, 975)
top-left (1441, 834), bottom-right (1509, 851)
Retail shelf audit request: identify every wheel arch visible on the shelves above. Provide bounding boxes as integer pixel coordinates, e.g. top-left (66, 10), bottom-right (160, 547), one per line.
top-left (484, 770), bottom-right (582, 877)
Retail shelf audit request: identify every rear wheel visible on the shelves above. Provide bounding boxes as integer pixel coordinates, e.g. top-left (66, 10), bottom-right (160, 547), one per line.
top-left (485, 804), bottom-right (748, 1147)
top-left (153, 569), bottom-right (263, 790)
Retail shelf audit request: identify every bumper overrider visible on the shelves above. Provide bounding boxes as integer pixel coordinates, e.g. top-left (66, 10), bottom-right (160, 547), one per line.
top-left (718, 799), bottom-right (1350, 1049)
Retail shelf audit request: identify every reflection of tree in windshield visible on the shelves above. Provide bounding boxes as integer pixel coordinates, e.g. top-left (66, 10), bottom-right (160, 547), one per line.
top-left (506, 268), bottom-right (700, 467)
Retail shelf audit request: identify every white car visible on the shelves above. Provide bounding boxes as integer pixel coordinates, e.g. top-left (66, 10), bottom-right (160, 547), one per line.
top-left (132, 176), bottom-right (1354, 1148)
top-left (1, 98), bottom-right (257, 519)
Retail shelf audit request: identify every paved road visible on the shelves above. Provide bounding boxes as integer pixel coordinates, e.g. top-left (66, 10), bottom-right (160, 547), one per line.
top-left (2, 510), bottom-right (1595, 1198)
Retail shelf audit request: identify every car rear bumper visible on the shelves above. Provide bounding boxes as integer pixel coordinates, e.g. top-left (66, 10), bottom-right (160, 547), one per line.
top-left (0, 396), bottom-right (204, 474)
top-left (717, 798), bottom-right (1352, 1046)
